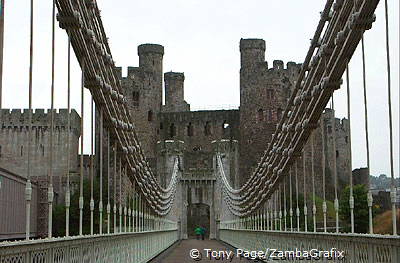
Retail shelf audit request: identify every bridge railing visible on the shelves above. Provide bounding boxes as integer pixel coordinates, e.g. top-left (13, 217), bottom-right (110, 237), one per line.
top-left (219, 227), bottom-right (400, 262)
top-left (0, 227), bottom-right (178, 263)
top-left (217, 0), bottom-right (399, 261)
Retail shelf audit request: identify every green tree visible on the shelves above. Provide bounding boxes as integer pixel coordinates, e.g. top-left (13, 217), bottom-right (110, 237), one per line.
top-left (52, 177), bottom-right (113, 237)
top-left (339, 184), bottom-right (373, 233)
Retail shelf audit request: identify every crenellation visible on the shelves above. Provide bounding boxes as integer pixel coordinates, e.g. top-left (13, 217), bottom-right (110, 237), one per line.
top-left (273, 60), bottom-right (284, 70)
top-left (0, 109), bottom-right (80, 131)
top-left (115, 66), bottom-right (123, 79)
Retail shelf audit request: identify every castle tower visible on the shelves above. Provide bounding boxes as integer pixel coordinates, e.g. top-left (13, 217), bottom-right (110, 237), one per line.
top-left (240, 38), bottom-right (266, 69)
top-left (112, 44), bottom-right (165, 168)
top-left (164, 72), bottom-right (190, 112)
top-left (137, 43), bottom-right (164, 112)
top-left (239, 38), bottom-right (300, 185)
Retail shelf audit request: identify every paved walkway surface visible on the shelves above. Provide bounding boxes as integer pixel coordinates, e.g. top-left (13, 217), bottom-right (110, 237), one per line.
top-left (157, 239), bottom-right (251, 263)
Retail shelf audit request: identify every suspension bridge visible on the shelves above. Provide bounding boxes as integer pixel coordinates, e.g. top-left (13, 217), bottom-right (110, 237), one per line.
top-left (0, 0), bottom-right (399, 262)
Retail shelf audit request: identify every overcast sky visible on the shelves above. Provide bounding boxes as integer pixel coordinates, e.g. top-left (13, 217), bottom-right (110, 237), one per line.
top-left (2, 0), bottom-right (399, 178)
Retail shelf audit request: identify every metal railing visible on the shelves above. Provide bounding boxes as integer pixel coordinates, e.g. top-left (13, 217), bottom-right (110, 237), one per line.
top-left (219, 228), bottom-right (400, 262)
top-left (0, 227), bottom-right (178, 263)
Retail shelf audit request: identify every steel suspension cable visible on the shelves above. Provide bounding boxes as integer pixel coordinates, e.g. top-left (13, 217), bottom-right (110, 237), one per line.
top-left (99, 109), bottom-right (103, 234)
top-left (65, 38), bottom-right (71, 237)
top-left (48, 0), bottom-right (56, 238)
top-left (124, 165), bottom-right (127, 232)
top-left (90, 98), bottom-right (94, 235)
top-left (279, 185), bottom-right (282, 231)
top-left (311, 132), bottom-right (316, 232)
top-left (25, 0), bottom-right (34, 241)
top-left (346, 63), bottom-right (355, 234)
top-left (331, 96), bottom-right (339, 233)
top-left (360, 36), bottom-right (373, 234)
top-left (321, 119), bottom-right (327, 233)
top-left (303, 148), bottom-right (307, 232)
top-left (79, 60), bottom-right (85, 236)
top-left (119, 158), bottom-right (122, 233)
top-left (295, 159), bottom-right (300, 231)
top-left (384, 0), bottom-right (396, 236)
top-left (113, 142), bottom-right (117, 233)
top-left (283, 176), bottom-right (287, 231)
top-left (289, 168), bottom-right (293, 231)
top-left (107, 130), bottom-right (110, 234)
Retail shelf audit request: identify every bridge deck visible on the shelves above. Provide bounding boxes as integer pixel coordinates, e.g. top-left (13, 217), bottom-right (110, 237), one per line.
top-left (155, 239), bottom-right (250, 262)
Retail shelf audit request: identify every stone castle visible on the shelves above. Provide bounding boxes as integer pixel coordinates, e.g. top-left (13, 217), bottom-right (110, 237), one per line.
top-left (0, 38), bottom-right (351, 238)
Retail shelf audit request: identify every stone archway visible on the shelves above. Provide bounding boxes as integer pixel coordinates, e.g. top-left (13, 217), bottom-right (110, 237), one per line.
top-left (187, 203), bottom-right (210, 239)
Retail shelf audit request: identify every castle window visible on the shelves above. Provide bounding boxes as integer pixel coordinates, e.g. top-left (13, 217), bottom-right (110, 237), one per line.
top-left (222, 121), bottom-right (229, 134)
top-left (327, 126), bottom-right (332, 134)
top-left (345, 136), bottom-right (348, 143)
top-left (193, 146), bottom-right (202, 152)
top-left (257, 109), bottom-right (263, 122)
top-left (169, 123), bottom-right (176, 138)
top-left (265, 109), bottom-right (273, 122)
top-left (148, 110), bottom-right (153, 122)
top-left (266, 89), bottom-right (275, 100)
top-left (336, 150), bottom-right (339, 158)
top-left (160, 122), bottom-right (163, 130)
top-left (41, 144), bottom-right (44, 156)
top-left (187, 123), bottom-right (194, 137)
top-left (277, 108), bottom-right (283, 121)
top-left (20, 146), bottom-right (23, 156)
top-left (0, 145), bottom-right (2, 158)
top-left (204, 121), bottom-right (212, 136)
top-left (132, 91), bottom-right (139, 106)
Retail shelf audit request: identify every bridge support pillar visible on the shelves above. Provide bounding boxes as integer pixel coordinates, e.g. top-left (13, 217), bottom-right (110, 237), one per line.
top-left (181, 184), bottom-right (188, 239)
top-left (209, 181), bottom-right (217, 239)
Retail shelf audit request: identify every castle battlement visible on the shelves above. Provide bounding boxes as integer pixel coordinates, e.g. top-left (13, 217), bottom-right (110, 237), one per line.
top-left (239, 38), bottom-right (266, 51)
top-left (0, 108), bottom-right (81, 129)
top-left (165, 72), bottom-right (185, 81)
top-left (267, 60), bottom-right (302, 72)
top-left (138, 44), bottom-right (164, 55)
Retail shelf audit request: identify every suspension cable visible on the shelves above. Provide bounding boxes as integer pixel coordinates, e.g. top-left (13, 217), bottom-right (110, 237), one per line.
top-left (289, 168), bottom-right (293, 232)
top-left (295, 159), bottom-right (300, 231)
top-left (303, 148), bottom-right (307, 232)
top-left (90, 98), bottom-right (94, 235)
top-left (79, 60), bottom-right (85, 236)
top-left (321, 118), bottom-right (327, 233)
top-left (119, 157), bottom-right (122, 233)
top-left (65, 38), bottom-right (71, 237)
top-left (48, 0), bottom-right (56, 238)
top-left (384, 0), bottom-right (396, 236)
top-left (332, 96), bottom-right (339, 233)
top-left (25, 0), bottom-right (34, 241)
top-left (361, 36), bottom-right (373, 234)
top-left (113, 142), bottom-right (117, 233)
top-left (311, 131), bottom-right (316, 232)
top-left (283, 176), bottom-right (287, 231)
top-left (279, 185), bottom-right (282, 231)
top-left (99, 109), bottom-right (103, 234)
top-left (346, 62), bottom-right (355, 234)
top-left (107, 130), bottom-right (110, 234)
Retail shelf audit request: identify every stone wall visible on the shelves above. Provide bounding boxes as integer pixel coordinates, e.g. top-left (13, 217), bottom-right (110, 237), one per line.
top-left (159, 110), bottom-right (240, 154)
top-left (238, 38), bottom-right (302, 185)
top-left (0, 109), bottom-right (80, 183)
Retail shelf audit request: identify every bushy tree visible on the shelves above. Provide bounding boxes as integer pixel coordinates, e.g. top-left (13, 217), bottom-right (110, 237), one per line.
top-left (53, 177), bottom-right (112, 237)
top-left (339, 184), bottom-right (375, 233)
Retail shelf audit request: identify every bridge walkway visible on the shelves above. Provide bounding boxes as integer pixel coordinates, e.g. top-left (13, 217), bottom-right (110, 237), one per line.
top-left (153, 239), bottom-right (251, 262)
